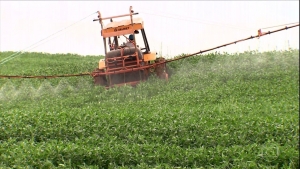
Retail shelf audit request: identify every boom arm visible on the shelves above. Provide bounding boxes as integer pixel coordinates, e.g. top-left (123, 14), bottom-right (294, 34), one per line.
top-left (166, 24), bottom-right (300, 63)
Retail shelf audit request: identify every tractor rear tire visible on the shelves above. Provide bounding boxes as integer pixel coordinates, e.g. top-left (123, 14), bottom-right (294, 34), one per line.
top-left (154, 57), bottom-right (169, 80)
top-left (94, 75), bottom-right (107, 86)
top-left (92, 69), bottom-right (107, 86)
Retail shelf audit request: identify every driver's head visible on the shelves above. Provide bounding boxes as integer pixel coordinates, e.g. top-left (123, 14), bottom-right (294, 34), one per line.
top-left (129, 34), bottom-right (134, 41)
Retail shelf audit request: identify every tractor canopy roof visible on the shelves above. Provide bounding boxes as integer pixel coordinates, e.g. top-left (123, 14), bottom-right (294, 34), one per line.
top-left (101, 17), bottom-right (144, 38)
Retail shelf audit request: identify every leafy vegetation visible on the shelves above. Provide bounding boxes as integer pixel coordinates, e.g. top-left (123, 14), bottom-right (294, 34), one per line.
top-left (0, 49), bottom-right (299, 168)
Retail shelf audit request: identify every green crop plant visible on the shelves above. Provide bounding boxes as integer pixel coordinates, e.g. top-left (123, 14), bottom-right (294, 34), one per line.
top-left (0, 49), bottom-right (299, 168)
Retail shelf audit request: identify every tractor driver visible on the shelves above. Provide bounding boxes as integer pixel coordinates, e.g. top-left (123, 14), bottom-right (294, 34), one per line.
top-left (124, 34), bottom-right (143, 60)
top-left (125, 34), bottom-right (135, 47)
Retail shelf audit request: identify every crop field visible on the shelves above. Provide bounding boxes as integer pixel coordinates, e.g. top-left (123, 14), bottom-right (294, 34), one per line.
top-left (0, 49), bottom-right (299, 168)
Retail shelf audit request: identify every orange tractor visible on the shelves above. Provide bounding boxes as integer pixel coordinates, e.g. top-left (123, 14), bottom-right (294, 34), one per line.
top-left (91, 6), bottom-right (169, 88)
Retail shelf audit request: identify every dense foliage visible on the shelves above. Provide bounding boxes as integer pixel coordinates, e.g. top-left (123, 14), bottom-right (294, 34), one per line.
top-left (0, 49), bottom-right (299, 168)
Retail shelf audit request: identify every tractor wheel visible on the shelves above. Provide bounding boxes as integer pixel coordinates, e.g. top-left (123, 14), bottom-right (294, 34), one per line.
top-left (94, 75), bottom-right (107, 86)
top-left (92, 69), bottom-right (107, 86)
top-left (160, 72), bottom-right (169, 81)
top-left (154, 57), bottom-right (169, 80)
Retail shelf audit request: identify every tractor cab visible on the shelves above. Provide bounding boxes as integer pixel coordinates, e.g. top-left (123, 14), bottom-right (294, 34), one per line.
top-left (103, 18), bottom-right (150, 54)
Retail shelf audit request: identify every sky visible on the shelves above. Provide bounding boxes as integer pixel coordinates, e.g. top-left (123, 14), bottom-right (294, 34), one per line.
top-left (0, 1), bottom-right (299, 58)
